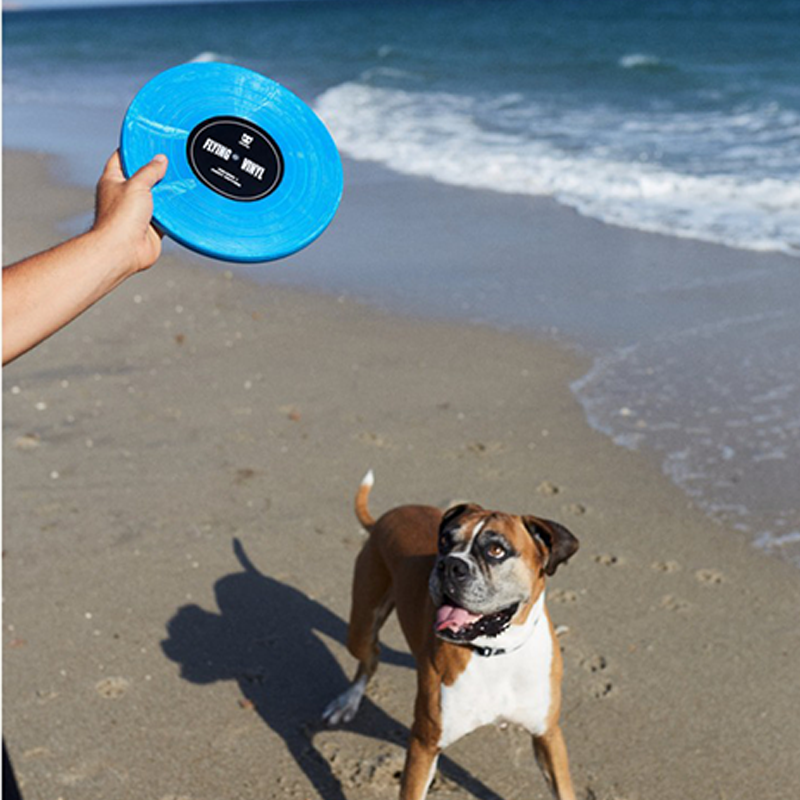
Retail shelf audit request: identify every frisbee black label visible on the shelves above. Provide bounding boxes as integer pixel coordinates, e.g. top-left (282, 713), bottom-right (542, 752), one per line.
top-left (187, 116), bottom-right (283, 202)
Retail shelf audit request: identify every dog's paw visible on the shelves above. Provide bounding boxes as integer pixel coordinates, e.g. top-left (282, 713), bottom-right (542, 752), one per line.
top-left (322, 677), bottom-right (367, 727)
top-left (321, 693), bottom-right (359, 726)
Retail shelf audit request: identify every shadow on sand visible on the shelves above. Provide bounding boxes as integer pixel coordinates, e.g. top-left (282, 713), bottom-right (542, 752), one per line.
top-left (161, 538), bottom-right (503, 800)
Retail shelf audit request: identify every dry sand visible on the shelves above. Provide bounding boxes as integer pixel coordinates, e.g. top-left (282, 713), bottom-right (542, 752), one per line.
top-left (3, 150), bottom-right (799, 800)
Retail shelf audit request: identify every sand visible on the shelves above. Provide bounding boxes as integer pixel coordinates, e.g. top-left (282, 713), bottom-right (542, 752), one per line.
top-left (3, 150), bottom-right (799, 800)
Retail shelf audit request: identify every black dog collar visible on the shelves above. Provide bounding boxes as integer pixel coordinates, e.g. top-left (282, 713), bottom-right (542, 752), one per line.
top-left (469, 643), bottom-right (510, 657)
top-left (467, 611), bottom-right (542, 657)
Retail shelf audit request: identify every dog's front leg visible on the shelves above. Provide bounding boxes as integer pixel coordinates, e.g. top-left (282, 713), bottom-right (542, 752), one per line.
top-left (399, 728), bottom-right (440, 800)
top-left (400, 669), bottom-right (443, 800)
top-left (533, 725), bottom-right (576, 800)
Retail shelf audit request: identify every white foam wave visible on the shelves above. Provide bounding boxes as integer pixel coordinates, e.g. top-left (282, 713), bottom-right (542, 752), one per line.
top-left (619, 53), bottom-right (664, 69)
top-left (754, 530), bottom-right (800, 550)
top-left (188, 51), bottom-right (232, 64)
top-left (315, 82), bottom-right (800, 256)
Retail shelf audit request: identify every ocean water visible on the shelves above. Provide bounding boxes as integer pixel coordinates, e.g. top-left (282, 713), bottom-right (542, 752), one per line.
top-left (4, 0), bottom-right (800, 565)
top-left (5, 0), bottom-right (800, 256)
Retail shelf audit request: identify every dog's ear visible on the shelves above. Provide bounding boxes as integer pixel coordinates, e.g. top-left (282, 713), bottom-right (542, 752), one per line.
top-left (440, 503), bottom-right (483, 532)
top-left (523, 516), bottom-right (579, 576)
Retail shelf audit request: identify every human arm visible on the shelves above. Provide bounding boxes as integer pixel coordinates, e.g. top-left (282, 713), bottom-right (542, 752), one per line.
top-left (2, 151), bottom-right (168, 365)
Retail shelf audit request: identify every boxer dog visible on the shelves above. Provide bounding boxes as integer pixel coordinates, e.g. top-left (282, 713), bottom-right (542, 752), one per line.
top-left (323, 471), bottom-right (579, 800)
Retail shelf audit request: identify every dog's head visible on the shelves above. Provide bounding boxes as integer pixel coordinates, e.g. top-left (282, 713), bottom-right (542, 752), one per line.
top-left (428, 504), bottom-right (579, 644)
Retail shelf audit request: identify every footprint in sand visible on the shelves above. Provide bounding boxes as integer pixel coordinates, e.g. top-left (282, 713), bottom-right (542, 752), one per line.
top-left (323, 747), bottom-right (404, 790)
top-left (13, 434), bottom-right (41, 451)
top-left (580, 655), bottom-right (616, 698)
top-left (695, 568), bottom-right (725, 585)
top-left (95, 676), bottom-right (130, 698)
top-left (590, 680), bottom-right (616, 699)
top-left (593, 554), bottom-right (622, 567)
top-left (580, 654), bottom-right (608, 674)
top-left (536, 480), bottom-right (560, 496)
top-left (357, 431), bottom-right (392, 448)
top-left (660, 595), bottom-right (691, 613)
top-left (550, 588), bottom-right (579, 604)
top-left (465, 440), bottom-right (504, 456)
top-left (651, 560), bottom-right (681, 573)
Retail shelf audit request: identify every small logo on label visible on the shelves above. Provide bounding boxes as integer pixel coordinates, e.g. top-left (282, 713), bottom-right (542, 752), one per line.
top-left (239, 133), bottom-right (254, 148)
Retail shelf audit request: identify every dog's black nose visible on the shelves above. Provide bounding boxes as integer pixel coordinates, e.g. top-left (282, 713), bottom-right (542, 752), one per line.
top-left (444, 557), bottom-right (470, 583)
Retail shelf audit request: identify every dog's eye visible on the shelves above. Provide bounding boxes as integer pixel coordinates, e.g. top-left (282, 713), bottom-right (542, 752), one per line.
top-left (486, 543), bottom-right (507, 560)
top-left (439, 533), bottom-right (451, 552)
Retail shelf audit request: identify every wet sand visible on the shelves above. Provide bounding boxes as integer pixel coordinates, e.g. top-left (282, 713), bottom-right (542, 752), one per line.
top-left (3, 150), bottom-right (799, 800)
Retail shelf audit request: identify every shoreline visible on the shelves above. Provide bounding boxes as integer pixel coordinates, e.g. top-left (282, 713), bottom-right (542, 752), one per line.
top-left (4, 149), bottom-right (800, 799)
top-left (193, 151), bottom-right (800, 568)
top-left (14, 143), bottom-right (800, 572)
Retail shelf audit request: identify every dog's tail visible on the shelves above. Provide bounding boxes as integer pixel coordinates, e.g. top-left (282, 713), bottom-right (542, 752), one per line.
top-left (355, 469), bottom-right (377, 532)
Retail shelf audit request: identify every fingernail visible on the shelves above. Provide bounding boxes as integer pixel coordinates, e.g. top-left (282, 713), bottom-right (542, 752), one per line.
top-left (153, 154), bottom-right (168, 164)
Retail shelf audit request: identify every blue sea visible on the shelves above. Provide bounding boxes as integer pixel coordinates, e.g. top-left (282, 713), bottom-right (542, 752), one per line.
top-left (4, 0), bottom-right (800, 565)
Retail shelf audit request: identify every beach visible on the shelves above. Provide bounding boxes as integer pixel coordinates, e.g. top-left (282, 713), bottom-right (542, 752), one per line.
top-left (4, 149), bottom-right (800, 800)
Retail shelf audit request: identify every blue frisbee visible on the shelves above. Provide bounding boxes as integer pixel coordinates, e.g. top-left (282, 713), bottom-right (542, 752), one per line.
top-left (120, 63), bottom-right (343, 263)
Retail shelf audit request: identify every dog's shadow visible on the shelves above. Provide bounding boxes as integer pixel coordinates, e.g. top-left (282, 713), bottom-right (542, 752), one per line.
top-left (161, 538), bottom-right (504, 800)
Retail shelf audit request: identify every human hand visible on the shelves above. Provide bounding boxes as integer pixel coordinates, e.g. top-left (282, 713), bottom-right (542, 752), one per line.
top-left (3, 151), bottom-right (169, 364)
top-left (92, 150), bottom-right (168, 276)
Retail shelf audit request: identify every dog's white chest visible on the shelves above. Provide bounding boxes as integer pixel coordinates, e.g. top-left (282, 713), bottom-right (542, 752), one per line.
top-left (438, 611), bottom-right (554, 748)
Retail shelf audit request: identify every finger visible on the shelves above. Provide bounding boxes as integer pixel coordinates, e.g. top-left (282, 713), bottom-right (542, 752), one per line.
top-left (100, 150), bottom-right (125, 183)
top-left (129, 154), bottom-right (168, 190)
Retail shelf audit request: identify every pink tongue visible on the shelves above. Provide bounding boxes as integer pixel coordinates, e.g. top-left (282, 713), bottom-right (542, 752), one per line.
top-left (436, 604), bottom-right (483, 632)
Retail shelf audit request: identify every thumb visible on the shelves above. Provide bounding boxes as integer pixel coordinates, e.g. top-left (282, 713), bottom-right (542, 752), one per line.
top-left (129, 154), bottom-right (168, 190)
top-left (101, 150), bottom-right (126, 183)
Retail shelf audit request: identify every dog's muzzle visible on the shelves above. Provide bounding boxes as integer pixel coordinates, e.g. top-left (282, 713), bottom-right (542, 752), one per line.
top-left (439, 555), bottom-right (473, 588)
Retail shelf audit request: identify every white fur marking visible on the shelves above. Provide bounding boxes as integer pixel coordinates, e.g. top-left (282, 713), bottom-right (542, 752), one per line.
top-left (439, 594), bottom-right (552, 748)
top-left (362, 469), bottom-right (375, 488)
top-left (452, 518), bottom-right (485, 553)
top-left (322, 674), bottom-right (368, 726)
top-left (468, 518), bottom-right (486, 543)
